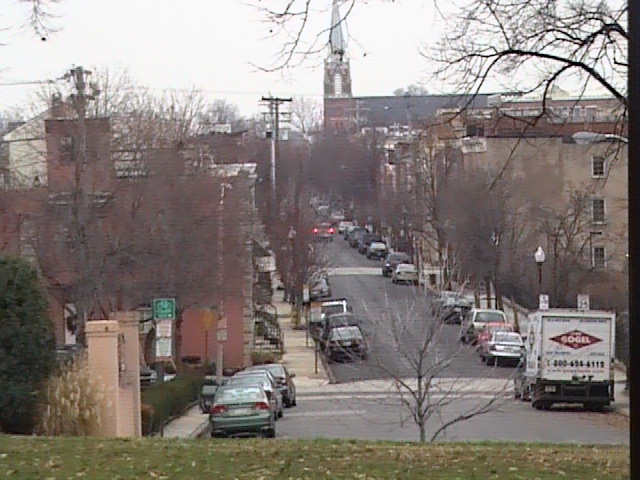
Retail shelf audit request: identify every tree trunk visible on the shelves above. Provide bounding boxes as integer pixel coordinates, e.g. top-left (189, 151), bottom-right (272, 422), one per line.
top-left (485, 276), bottom-right (491, 308)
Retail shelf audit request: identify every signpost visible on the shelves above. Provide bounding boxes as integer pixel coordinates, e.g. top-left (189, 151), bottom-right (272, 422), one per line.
top-left (577, 294), bottom-right (590, 311)
top-left (152, 297), bottom-right (175, 438)
top-left (153, 297), bottom-right (176, 363)
top-left (216, 315), bottom-right (227, 383)
top-left (539, 294), bottom-right (549, 311)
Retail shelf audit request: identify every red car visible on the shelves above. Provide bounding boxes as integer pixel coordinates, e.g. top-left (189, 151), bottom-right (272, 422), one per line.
top-left (476, 322), bottom-right (514, 352)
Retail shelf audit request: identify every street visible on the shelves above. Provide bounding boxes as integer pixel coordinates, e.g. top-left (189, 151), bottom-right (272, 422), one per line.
top-left (276, 391), bottom-right (629, 444)
top-left (322, 238), bottom-right (515, 382)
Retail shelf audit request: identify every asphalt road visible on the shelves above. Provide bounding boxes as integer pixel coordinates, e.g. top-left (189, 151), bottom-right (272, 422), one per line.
top-left (319, 237), bottom-right (516, 383)
top-left (276, 392), bottom-right (629, 444)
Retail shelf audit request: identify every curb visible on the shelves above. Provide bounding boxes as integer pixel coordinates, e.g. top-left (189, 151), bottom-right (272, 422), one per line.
top-left (190, 418), bottom-right (210, 438)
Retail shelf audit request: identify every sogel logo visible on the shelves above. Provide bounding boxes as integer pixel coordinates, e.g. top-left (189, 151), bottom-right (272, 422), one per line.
top-left (550, 330), bottom-right (602, 350)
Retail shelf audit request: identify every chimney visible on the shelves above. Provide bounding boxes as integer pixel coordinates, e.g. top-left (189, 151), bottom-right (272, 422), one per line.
top-left (50, 94), bottom-right (65, 119)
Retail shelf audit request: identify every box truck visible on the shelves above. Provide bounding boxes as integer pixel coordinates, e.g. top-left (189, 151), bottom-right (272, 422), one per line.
top-left (514, 309), bottom-right (615, 411)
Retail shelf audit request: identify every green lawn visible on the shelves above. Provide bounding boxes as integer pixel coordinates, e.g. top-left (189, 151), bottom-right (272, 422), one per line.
top-left (0, 436), bottom-right (629, 479)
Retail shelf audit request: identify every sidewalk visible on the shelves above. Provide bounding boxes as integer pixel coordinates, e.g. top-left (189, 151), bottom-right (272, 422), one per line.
top-left (272, 291), bottom-right (331, 389)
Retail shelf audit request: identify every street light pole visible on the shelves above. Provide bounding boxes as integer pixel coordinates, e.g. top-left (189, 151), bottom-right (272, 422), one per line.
top-left (534, 246), bottom-right (546, 302)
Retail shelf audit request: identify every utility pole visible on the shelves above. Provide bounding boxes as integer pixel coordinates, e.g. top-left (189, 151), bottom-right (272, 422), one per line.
top-left (261, 96), bottom-right (292, 203)
top-left (62, 66), bottom-right (99, 345)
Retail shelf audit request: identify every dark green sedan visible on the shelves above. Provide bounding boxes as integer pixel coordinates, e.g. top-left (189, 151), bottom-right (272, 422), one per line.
top-left (209, 386), bottom-right (276, 438)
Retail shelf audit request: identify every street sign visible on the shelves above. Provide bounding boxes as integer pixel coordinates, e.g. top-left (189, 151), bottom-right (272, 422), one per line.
top-left (202, 310), bottom-right (215, 329)
top-left (577, 294), bottom-right (590, 311)
top-left (539, 294), bottom-right (549, 311)
top-left (303, 285), bottom-right (310, 303)
top-left (216, 329), bottom-right (227, 342)
top-left (156, 318), bottom-right (173, 337)
top-left (155, 337), bottom-right (172, 359)
top-left (153, 298), bottom-right (176, 319)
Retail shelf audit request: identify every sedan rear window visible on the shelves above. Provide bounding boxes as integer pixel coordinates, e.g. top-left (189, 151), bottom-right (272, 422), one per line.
top-left (216, 387), bottom-right (264, 403)
top-left (476, 312), bottom-right (506, 323)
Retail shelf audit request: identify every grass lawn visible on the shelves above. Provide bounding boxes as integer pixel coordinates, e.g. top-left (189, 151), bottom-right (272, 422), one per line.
top-left (0, 436), bottom-right (629, 479)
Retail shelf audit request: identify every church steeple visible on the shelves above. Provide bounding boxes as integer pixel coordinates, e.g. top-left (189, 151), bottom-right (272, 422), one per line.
top-left (324, 0), bottom-right (352, 98)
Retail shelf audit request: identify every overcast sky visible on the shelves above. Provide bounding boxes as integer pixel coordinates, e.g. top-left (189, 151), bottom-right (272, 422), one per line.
top-left (0, 0), bottom-right (448, 117)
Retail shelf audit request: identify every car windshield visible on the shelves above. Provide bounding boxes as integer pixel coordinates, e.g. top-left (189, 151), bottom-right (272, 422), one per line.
top-left (328, 314), bottom-right (359, 326)
top-left (389, 253), bottom-right (410, 262)
top-left (495, 332), bottom-right (523, 344)
top-left (215, 387), bottom-right (264, 403)
top-left (476, 312), bottom-right (506, 323)
top-left (323, 305), bottom-right (346, 316)
top-left (263, 364), bottom-right (286, 377)
top-left (330, 326), bottom-right (363, 340)
top-left (370, 242), bottom-right (386, 249)
top-left (227, 375), bottom-right (270, 388)
top-left (201, 385), bottom-right (218, 395)
top-left (398, 264), bottom-right (416, 272)
top-left (489, 324), bottom-right (512, 333)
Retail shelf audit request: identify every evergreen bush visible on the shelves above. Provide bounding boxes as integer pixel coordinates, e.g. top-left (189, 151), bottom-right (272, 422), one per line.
top-left (0, 256), bottom-right (56, 433)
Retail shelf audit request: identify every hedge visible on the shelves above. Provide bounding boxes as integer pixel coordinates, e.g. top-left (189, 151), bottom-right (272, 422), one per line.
top-left (141, 375), bottom-right (203, 435)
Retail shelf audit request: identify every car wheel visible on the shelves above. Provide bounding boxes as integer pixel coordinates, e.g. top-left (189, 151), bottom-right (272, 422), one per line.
top-left (278, 408), bottom-right (283, 419)
top-left (265, 426), bottom-right (276, 438)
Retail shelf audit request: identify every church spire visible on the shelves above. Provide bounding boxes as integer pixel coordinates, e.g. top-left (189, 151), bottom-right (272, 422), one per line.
top-left (329, 0), bottom-right (346, 60)
top-left (324, 0), bottom-right (352, 99)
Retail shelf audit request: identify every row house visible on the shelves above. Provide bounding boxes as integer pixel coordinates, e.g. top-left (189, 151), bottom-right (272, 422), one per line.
top-left (0, 103), bottom-right (264, 371)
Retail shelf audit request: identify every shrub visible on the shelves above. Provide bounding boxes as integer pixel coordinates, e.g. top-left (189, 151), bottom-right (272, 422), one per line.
top-left (0, 256), bottom-right (56, 433)
top-left (141, 376), bottom-right (202, 434)
top-left (37, 353), bottom-right (106, 436)
top-left (140, 403), bottom-right (155, 436)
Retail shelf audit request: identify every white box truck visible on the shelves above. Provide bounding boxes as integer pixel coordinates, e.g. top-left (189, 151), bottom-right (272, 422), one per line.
top-left (514, 309), bottom-right (615, 411)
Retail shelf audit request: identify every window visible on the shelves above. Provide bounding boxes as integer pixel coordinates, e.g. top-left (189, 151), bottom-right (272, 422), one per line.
top-left (59, 135), bottom-right (75, 164)
top-left (592, 198), bottom-right (606, 223)
top-left (592, 155), bottom-right (606, 177)
top-left (592, 246), bottom-right (606, 269)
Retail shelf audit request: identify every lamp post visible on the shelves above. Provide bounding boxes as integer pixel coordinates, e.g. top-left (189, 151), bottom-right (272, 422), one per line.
top-left (491, 231), bottom-right (500, 309)
top-left (534, 246), bottom-right (545, 295)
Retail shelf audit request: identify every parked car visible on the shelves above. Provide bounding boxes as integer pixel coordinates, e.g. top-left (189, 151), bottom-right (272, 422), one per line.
top-left (382, 252), bottom-right (411, 277)
top-left (242, 363), bottom-right (297, 407)
top-left (366, 241), bottom-right (388, 260)
top-left (312, 223), bottom-right (335, 242)
top-left (348, 228), bottom-right (367, 248)
top-left (344, 224), bottom-right (362, 240)
top-left (209, 385), bottom-right (276, 438)
top-left (320, 312), bottom-right (362, 348)
top-left (200, 384), bottom-right (220, 413)
top-left (357, 233), bottom-right (382, 254)
top-left (459, 308), bottom-right (508, 344)
top-left (309, 274), bottom-right (331, 301)
top-left (479, 331), bottom-right (525, 366)
top-left (475, 322), bottom-right (515, 352)
top-left (324, 325), bottom-right (368, 362)
top-left (431, 291), bottom-right (473, 324)
top-left (391, 263), bottom-right (419, 285)
top-left (337, 220), bottom-right (354, 234)
top-left (226, 371), bottom-right (284, 419)
top-left (140, 366), bottom-right (158, 386)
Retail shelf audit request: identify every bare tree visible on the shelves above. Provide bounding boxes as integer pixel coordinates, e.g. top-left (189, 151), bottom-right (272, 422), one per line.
top-left (429, 0), bottom-right (627, 107)
top-left (355, 295), bottom-right (511, 442)
top-left (290, 96), bottom-right (322, 136)
top-left (198, 99), bottom-right (247, 133)
top-left (537, 188), bottom-right (595, 306)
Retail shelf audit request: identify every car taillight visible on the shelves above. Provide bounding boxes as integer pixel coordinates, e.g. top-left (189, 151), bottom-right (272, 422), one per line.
top-left (313, 228), bottom-right (319, 233)
top-left (329, 227), bottom-right (335, 233)
top-left (255, 401), bottom-right (270, 410)
top-left (210, 404), bottom-right (226, 414)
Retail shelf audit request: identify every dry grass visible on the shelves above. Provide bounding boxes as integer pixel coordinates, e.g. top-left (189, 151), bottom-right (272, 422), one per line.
top-left (0, 437), bottom-right (629, 479)
top-left (36, 354), bottom-right (107, 436)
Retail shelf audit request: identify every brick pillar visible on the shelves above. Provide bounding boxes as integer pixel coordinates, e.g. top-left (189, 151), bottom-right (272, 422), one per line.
top-left (86, 320), bottom-right (120, 436)
top-left (111, 311), bottom-right (142, 436)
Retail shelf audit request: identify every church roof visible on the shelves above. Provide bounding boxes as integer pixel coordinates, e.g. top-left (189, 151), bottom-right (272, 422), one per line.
top-left (329, 0), bottom-right (346, 58)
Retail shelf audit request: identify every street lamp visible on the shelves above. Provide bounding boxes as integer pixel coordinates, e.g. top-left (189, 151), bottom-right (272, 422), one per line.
top-left (534, 246), bottom-right (545, 294)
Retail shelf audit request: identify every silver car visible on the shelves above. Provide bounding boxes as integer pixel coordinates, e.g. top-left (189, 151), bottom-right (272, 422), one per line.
top-left (480, 331), bottom-right (525, 366)
top-left (391, 263), bottom-right (419, 285)
top-left (227, 371), bottom-right (284, 419)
